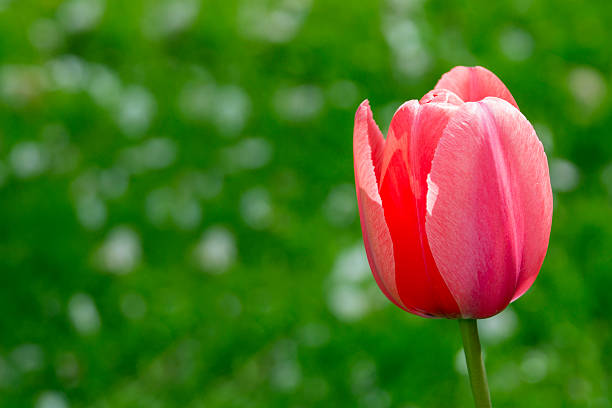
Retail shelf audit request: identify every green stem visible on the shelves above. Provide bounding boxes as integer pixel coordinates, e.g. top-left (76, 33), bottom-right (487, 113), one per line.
top-left (459, 319), bottom-right (492, 408)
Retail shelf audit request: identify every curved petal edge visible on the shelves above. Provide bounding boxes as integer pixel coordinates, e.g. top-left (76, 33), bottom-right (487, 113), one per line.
top-left (434, 66), bottom-right (519, 110)
top-left (353, 100), bottom-right (406, 311)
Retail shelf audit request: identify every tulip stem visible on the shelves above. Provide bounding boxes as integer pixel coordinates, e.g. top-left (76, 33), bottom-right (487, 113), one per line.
top-left (459, 319), bottom-right (492, 408)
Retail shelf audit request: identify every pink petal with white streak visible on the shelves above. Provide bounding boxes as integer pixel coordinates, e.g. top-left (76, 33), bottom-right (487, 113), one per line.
top-left (425, 97), bottom-right (552, 318)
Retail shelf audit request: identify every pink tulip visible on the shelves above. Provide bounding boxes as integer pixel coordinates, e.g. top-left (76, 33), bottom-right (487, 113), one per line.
top-left (354, 66), bottom-right (553, 319)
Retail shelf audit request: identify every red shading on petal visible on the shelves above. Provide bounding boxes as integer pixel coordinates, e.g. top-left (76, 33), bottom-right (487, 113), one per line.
top-left (353, 100), bottom-right (406, 311)
top-left (434, 66), bottom-right (519, 109)
top-left (378, 100), bottom-right (461, 318)
top-left (425, 98), bottom-right (552, 318)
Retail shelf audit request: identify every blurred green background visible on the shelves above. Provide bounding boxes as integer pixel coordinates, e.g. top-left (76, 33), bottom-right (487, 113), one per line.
top-left (0, 0), bottom-right (611, 407)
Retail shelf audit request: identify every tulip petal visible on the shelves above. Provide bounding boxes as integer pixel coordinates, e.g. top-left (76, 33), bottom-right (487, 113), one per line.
top-left (420, 89), bottom-right (464, 106)
top-left (353, 100), bottom-right (406, 311)
top-left (378, 100), bottom-right (461, 317)
top-left (425, 98), bottom-right (552, 318)
top-left (434, 66), bottom-right (519, 109)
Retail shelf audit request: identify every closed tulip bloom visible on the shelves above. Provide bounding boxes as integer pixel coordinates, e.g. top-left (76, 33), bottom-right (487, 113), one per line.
top-left (354, 66), bottom-right (553, 319)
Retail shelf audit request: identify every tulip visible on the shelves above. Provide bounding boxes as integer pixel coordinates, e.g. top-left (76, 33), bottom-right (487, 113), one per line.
top-left (353, 66), bottom-right (553, 320)
top-left (353, 66), bottom-right (553, 408)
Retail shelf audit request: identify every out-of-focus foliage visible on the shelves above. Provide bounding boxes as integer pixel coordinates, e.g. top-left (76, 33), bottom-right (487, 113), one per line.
top-left (0, 0), bottom-right (611, 407)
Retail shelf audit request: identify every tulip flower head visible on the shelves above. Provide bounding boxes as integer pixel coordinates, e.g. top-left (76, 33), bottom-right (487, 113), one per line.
top-left (354, 66), bottom-right (553, 319)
